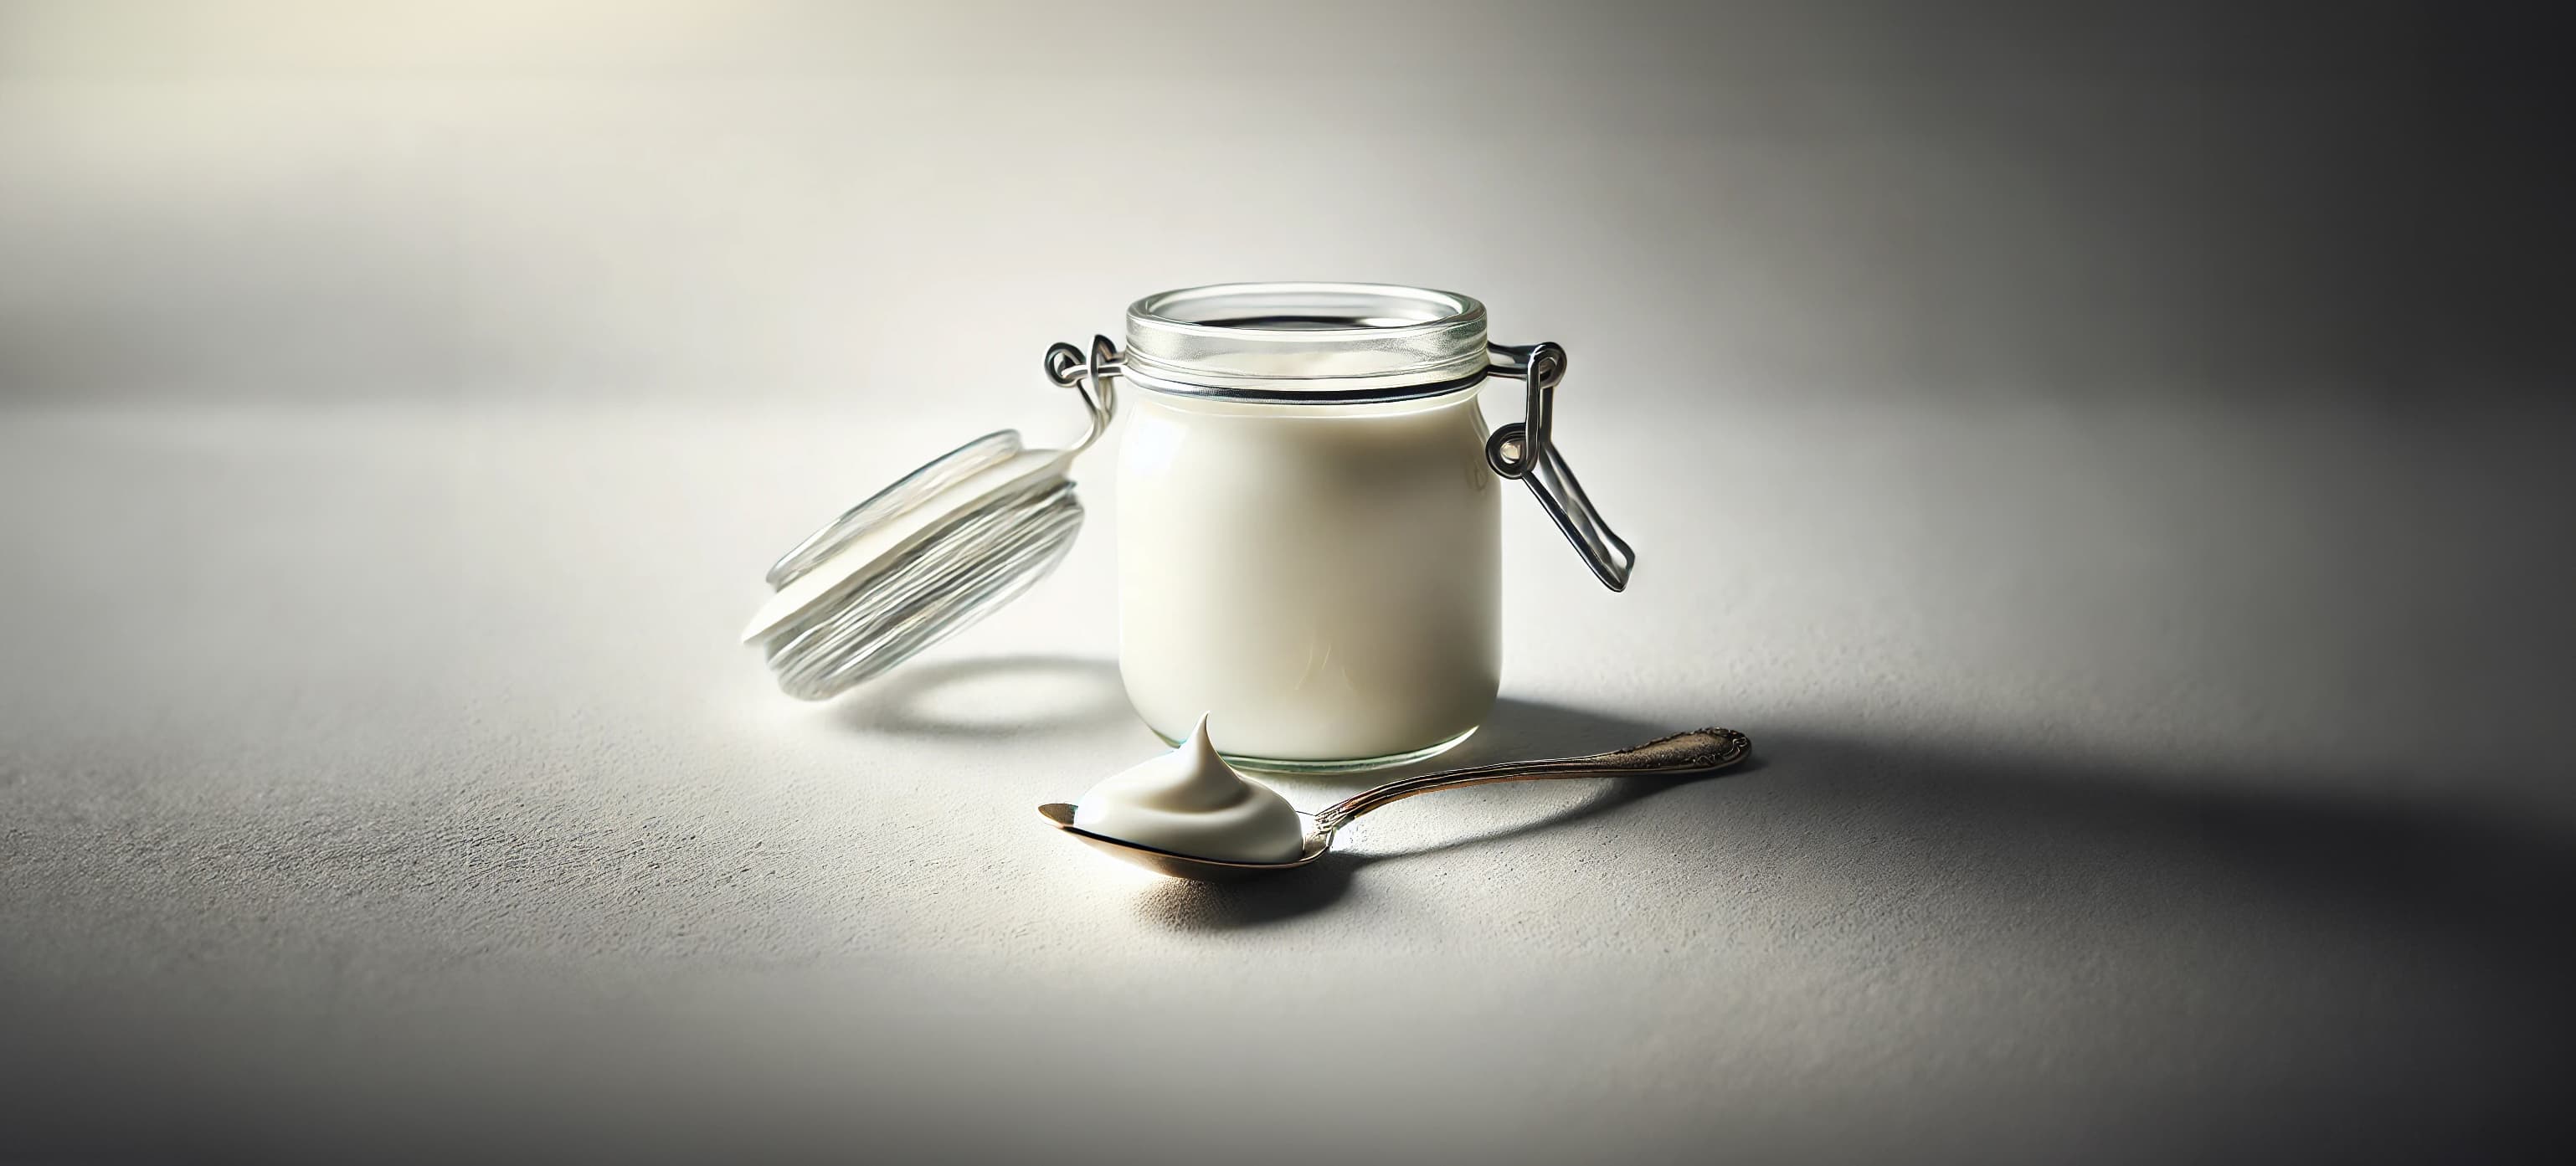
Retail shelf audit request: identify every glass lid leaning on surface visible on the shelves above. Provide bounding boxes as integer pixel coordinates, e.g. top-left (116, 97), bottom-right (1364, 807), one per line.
top-left (1120, 282), bottom-right (1493, 402)
top-left (739, 336), bottom-right (1119, 702)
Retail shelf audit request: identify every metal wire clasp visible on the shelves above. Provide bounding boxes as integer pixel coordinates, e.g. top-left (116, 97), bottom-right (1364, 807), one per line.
top-left (1041, 335), bottom-right (1121, 452)
top-left (1484, 342), bottom-right (1636, 591)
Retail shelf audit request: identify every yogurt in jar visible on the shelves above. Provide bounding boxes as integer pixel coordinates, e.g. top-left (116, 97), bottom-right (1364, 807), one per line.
top-left (1115, 383), bottom-right (1501, 769)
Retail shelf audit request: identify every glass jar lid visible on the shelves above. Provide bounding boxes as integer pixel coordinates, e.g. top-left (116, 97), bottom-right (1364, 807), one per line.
top-left (1120, 281), bottom-right (1492, 402)
top-left (740, 337), bottom-right (1117, 701)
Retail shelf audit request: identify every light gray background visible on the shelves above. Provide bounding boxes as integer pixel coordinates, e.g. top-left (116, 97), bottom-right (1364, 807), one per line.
top-left (3, 3), bottom-right (2570, 1162)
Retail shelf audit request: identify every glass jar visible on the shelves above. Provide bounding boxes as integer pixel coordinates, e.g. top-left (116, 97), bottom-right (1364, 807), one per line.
top-left (742, 282), bottom-right (1632, 773)
top-left (1116, 285), bottom-right (1502, 768)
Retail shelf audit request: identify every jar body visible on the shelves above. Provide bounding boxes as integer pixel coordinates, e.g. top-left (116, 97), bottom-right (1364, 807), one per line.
top-left (1115, 386), bottom-right (1500, 770)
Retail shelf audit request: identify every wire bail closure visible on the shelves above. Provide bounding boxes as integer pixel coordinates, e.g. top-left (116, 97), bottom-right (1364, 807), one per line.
top-left (1041, 335), bottom-right (1121, 454)
top-left (1483, 341), bottom-right (1635, 591)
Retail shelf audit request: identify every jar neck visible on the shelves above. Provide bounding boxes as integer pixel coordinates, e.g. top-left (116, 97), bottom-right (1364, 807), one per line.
top-left (1121, 281), bottom-right (1492, 403)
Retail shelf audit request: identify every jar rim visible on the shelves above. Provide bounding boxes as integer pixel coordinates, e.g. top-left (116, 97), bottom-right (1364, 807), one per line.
top-left (1122, 281), bottom-right (1493, 403)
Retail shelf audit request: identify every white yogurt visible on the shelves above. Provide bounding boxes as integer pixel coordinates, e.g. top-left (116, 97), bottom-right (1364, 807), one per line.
top-left (1072, 715), bottom-right (1307, 863)
top-left (1115, 386), bottom-right (1500, 768)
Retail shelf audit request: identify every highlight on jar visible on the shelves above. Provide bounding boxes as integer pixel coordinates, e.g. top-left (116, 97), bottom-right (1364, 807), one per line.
top-left (740, 283), bottom-right (1747, 850)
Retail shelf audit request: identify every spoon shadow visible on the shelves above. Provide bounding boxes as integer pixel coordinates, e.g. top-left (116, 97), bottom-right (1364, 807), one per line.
top-left (1148, 719), bottom-right (2576, 1152)
top-left (1137, 699), bottom-right (1756, 931)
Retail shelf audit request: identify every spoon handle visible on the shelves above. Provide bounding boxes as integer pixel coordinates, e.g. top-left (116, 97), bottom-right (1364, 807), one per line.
top-left (1310, 727), bottom-right (1751, 835)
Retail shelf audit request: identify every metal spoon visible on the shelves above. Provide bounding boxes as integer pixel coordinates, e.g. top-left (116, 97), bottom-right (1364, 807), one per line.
top-left (1037, 727), bottom-right (1751, 881)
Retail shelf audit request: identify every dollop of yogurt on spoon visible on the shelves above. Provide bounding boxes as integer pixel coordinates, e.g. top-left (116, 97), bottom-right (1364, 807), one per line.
top-left (1072, 714), bottom-right (1307, 864)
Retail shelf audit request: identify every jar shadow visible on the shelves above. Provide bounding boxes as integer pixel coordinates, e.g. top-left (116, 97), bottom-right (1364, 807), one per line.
top-left (830, 653), bottom-right (1131, 740)
top-left (1136, 698), bottom-right (1764, 931)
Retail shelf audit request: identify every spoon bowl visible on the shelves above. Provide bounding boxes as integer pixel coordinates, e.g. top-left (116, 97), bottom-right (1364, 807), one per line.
top-left (1039, 727), bottom-right (1750, 881)
top-left (1036, 804), bottom-right (1328, 881)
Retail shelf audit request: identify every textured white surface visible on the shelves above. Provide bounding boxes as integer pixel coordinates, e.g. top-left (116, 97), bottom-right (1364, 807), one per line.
top-left (3, 393), bottom-right (2570, 1163)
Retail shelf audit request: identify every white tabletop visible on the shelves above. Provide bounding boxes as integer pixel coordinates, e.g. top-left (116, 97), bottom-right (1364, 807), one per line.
top-left (8, 387), bottom-right (2569, 1161)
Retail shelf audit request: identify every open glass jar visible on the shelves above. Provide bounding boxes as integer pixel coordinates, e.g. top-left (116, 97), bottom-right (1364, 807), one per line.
top-left (743, 282), bottom-right (1632, 772)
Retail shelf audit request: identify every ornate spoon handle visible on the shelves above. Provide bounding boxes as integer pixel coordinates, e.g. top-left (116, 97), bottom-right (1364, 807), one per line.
top-left (1310, 728), bottom-right (1751, 835)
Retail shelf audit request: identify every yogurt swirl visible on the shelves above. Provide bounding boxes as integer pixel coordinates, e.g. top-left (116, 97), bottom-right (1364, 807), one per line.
top-left (1072, 714), bottom-right (1307, 863)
